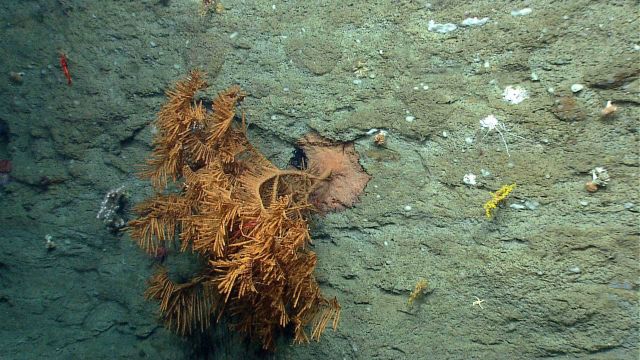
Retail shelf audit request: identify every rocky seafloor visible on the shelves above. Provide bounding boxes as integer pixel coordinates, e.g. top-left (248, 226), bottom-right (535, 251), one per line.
top-left (0, 1), bottom-right (637, 359)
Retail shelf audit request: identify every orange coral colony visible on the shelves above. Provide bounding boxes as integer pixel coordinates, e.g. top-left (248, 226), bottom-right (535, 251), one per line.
top-left (128, 70), bottom-right (342, 350)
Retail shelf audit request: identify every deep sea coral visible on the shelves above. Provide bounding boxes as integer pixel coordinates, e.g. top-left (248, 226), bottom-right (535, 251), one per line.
top-left (128, 70), bottom-right (340, 350)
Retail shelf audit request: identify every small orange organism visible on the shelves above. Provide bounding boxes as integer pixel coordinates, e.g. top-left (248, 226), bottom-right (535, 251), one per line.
top-left (483, 183), bottom-right (516, 219)
top-left (373, 131), bottom-right (386, 146)
top-left (200, 0), bottom-right (223, 16)
top-left (601, 100), bottom-right (617, 117)
top-left (407, 279), bottom-right (429, 306)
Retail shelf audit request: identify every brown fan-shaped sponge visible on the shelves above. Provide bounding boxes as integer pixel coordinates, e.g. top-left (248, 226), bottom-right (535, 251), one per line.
top-left (298, 133), bottom-right (371, 212)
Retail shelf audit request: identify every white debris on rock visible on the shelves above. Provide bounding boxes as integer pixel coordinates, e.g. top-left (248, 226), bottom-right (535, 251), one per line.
top-left (502, 85), bottom-right (529, 104)
top-left (45, 234), bottom-right (56, 250)
top-left (463, 173), bottom-right (477, 186)
top-left (461, 17), bottom-right (489, 27)
top-left (571, 83), bottom-right (585, 93)
top-left (428, 20), bottom-right (457, 33)
top-left (591, 167), bottom-right (610, 187)
top-left (510, 203), bottom-right (526, 210)
top-left (511, 8), bottom-right (532, 17)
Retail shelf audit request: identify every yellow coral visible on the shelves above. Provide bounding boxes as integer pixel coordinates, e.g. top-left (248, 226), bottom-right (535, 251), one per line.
top-left (483, 183), bottom-right (516, 219)
top-left (407, 279), bottom-right (429, 306)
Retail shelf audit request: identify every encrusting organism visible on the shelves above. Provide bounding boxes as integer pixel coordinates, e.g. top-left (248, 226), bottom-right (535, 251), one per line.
top-left (483, 183), bottom-right (516, 219)
top-left (96, 185), bottom-right (128, 233)
top-left (128, 70), bottom-right (341, 350)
